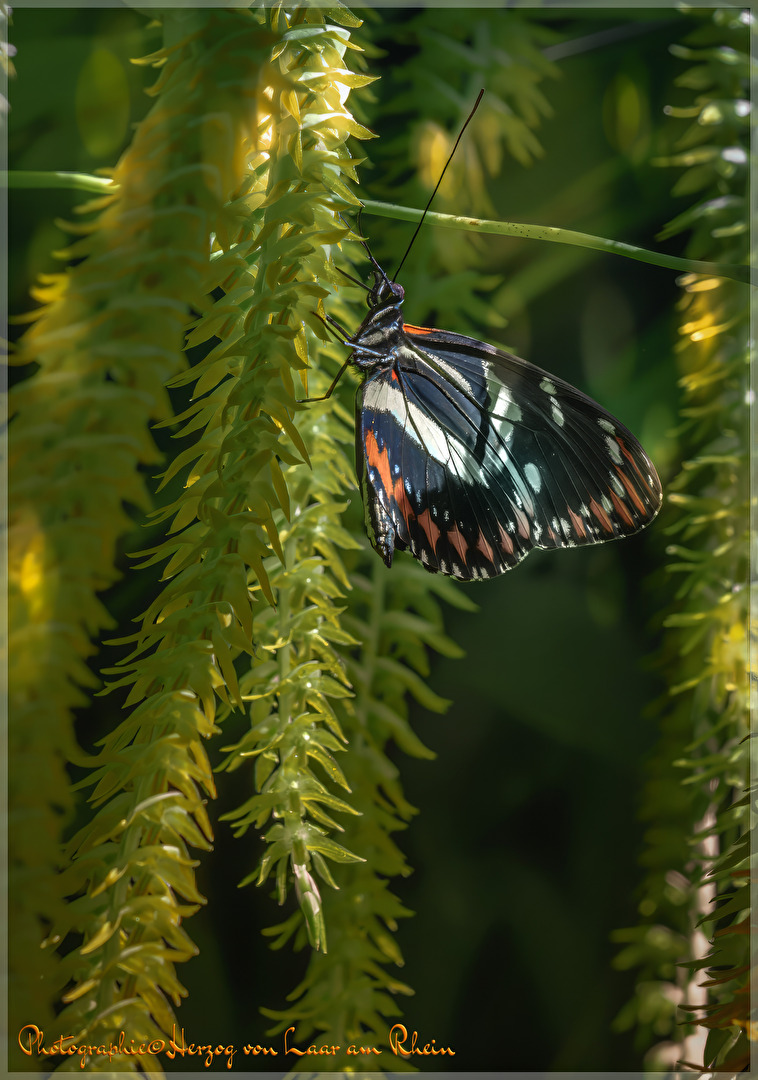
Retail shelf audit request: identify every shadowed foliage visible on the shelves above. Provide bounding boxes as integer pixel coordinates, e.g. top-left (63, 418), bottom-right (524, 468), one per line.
top-left (7, 4), bottom-right (750, 1073)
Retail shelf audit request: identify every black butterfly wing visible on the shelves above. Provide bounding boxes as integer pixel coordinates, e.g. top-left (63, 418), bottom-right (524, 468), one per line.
top-left (355, 325), bottom-right (662, 581)
top-left (417, 327), bottom-right (664, 543)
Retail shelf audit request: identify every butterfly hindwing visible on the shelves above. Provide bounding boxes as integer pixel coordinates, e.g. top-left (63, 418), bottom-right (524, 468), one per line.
top-left (412, 326), bottom-right (662, 540)
top-left (355, 324), bottom-right (662, 582)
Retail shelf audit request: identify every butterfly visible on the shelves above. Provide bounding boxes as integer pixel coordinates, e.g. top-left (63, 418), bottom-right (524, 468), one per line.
top-left (326, 252), bottom-right (662, 582)
top-left (308, 95), bottom-right (662, 582)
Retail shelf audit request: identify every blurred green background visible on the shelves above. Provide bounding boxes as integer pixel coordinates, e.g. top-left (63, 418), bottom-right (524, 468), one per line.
top-left (9, 6), bottom-right (693, 1071)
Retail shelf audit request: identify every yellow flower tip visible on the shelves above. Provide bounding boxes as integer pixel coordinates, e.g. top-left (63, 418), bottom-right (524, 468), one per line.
top-left (14, 531), bottom-right (53, 618)
top-left (680, 312), bottom-right (721, 337)
top-left (691, 325), bottom-right (726, 342)
top-left (684, 277), bottom-right (722, 292)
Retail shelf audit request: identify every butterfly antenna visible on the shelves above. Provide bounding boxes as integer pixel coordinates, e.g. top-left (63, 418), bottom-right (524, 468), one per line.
top-left (337, 206), bottom-right (391, 286)
top-left (393, 88), bottom-right (484, 281)
top-left (336, 208), bottom-right (388, 283)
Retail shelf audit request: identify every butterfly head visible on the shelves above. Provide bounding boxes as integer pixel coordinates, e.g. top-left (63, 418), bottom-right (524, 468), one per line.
top-left (367, 270), bottom-right (404, 311)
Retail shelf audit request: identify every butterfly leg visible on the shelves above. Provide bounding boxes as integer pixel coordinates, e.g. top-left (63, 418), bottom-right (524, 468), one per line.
top-left (297, 312), bottom-right (352, 403)
top-left (298, 311), bottom-right (386, 403)
top-left (322, 312), bottom-right (352, 340)
top-left (297, 355), bottom-right (353, 404)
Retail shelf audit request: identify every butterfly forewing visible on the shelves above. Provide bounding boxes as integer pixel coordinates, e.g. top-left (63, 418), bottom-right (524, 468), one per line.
top-left (355, 321), bottom-right (662, 582)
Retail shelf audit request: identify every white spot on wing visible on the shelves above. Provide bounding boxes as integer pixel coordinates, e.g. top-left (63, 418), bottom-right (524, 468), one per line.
top-left (610, 472), bottom-right (624, 496)
top-left (551, 401), bottom-right (565, 427)
top-left (598, 418), bottom-right (616, 434)
top-left (540, 377), bottom-right (557, 395)
top-left (493, 383), bottom-right (522, 422)
top-left (524, 462), bottom-right (542, 493)
top-left (497, 419), bottom-right (514, 444)
top-left (605, 435), bottom-right (623, 464)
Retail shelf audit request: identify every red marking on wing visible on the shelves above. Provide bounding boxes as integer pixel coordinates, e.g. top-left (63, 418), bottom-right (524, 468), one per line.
top-left (513, 505), bottom-right (531, 540)
top-left (589, 497), bottom-right (614, 534)
top-left (446, 524), bottom-right (469, 565)
top-left (365, 430), bottom-right (393, 500)
top-left (393, 476), bottom-right (415, 522)
top-left (475, 530), bottom-right (495, 564)
top-left (497, 523), bottom-right (514, 555)
top-left (405, 324), bottom-right (435, 336)
top-left (616, 436), bottom-right (653, 492)
top-left (614, 465), bottom-right (647, 514)
top-left (567, 506), bottom-right (587, 539)
top-left (417, 509), bottom-right (441, 554)
top-left (391, 369), bottom-right (399, 382)
top-left (610, 490), bottom-right (635, 527)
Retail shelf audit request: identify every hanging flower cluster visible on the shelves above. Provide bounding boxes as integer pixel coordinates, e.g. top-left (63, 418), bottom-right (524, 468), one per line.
top-left (613, 9), bottom-right (751, 1071)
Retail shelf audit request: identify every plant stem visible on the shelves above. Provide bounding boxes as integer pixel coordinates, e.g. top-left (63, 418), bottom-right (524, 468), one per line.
top-left (3, 170), bottom-right (114, 193)
top-left (4, 171), bottom-right (751, 285)
top-left (361, 198), bottom-right (753, 287)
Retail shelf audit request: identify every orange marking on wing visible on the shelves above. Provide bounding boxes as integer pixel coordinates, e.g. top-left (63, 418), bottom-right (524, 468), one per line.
top-left (616, 437), bottom-right (652, 490)
top-left (614, 466), bottom-right (647, 514)
top-left (417, 509), bottom-right (441, 554)
top-left (405, 324), bottom-right (435, 336)
top-left (610, 490), bottom-right (634, 527)
top-left (589, 497), bottom-right (614, 534)
top-left (393, 476), bottom-right (415, 521)
top-left (446, 524), bottom-right (469, 565)
top-left (497, 523), bottom-right (514, 555)
top-left (567, 506), bottom-right (587, 539)
top-left (365, 430), bottom-right (393, 500)
top-left (475, 529), bottom-right (495, 564)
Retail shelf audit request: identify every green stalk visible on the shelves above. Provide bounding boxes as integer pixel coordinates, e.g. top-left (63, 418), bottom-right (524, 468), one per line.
top-left (7, 169), bottom-right (750, 284)
top-left (3, 169), bottom-right (114, 192)
top-left (360, 199), bottom-right (753, 286)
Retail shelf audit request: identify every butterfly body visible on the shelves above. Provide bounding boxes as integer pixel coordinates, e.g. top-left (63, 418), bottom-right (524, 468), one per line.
top-left (345, 268), bottom-right (662, 582)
